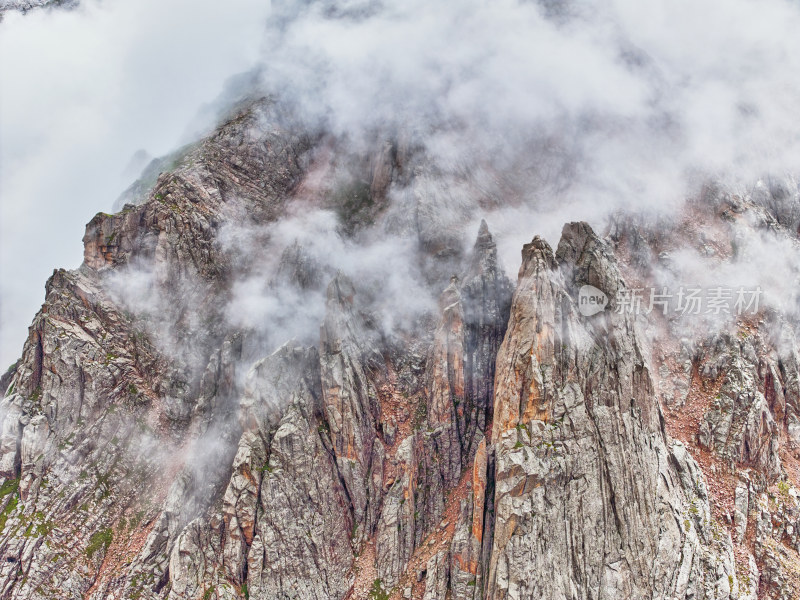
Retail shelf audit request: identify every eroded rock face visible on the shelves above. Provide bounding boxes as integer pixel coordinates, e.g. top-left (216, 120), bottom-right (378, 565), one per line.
top-left (486, 223), bottom-right (736, 600)
top-left (1, 97), bottom-right (799, 600)
top-left (320, 274), bottom-right (383, 540)
top-left (697, 335), bottom-right (781, 480)
top-left (0, 262), bottom-right (182, 598)
top-left (460, 220), bottom-right (513, 461)
top-left (244, 345), bottom-right (355, 600)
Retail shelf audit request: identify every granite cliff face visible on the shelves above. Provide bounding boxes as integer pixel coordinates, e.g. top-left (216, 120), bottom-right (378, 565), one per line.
top-left (2, 99), bottom-right (800, 600)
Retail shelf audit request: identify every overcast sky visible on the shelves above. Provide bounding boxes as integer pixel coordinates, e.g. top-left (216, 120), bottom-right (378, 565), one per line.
top-left (0, 0), bottom-right (270, 367)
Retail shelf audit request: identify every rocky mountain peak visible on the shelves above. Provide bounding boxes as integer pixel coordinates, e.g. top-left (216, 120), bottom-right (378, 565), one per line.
top-left (1, 98), bottom-right (799, 600)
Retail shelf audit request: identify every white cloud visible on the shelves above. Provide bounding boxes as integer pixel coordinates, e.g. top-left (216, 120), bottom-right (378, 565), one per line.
top-left (6, 0), bottom-right (800, 368)
top-left (258, 0), bottom-right (800, 215)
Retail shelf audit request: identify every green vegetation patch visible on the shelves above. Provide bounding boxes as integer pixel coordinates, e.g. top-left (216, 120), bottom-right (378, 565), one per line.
top-left (0, 478), bottom-right (19, 498)
top-left (368, 579), bottom-right (390, 600)
top-left (85, 528), bottom-right (113, 559)
top-left (201, 586), bottom-right (216, 600)
top-left (0, 495), bottom-right (19, 532)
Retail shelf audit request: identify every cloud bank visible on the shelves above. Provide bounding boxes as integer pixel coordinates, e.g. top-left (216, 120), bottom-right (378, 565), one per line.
top-left (256, 0), bottom-right (800, 262)
top-left (6, 0), bottom-right (800, 367)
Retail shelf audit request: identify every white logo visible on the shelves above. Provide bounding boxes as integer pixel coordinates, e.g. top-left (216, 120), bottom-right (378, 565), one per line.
top-left (578, 285), bottom-right (608, 316)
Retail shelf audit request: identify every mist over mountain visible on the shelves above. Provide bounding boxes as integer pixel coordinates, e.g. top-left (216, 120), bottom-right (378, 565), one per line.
top-left (2, 1), bottom-right (800, 599)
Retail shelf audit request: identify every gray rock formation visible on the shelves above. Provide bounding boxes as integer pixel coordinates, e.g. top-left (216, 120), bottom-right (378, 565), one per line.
top-left (486, 223), bottom-right (737, 600)
top-left (1, 97), bottom-right (799, 600)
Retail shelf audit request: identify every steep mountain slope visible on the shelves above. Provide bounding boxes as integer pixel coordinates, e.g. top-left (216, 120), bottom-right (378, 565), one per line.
top-left (1, 98), bottom-right (800, 600)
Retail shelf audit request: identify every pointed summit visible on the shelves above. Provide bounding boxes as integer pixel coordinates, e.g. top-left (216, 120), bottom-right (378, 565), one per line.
top-left (475, 218), bottom-right (493, 249)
